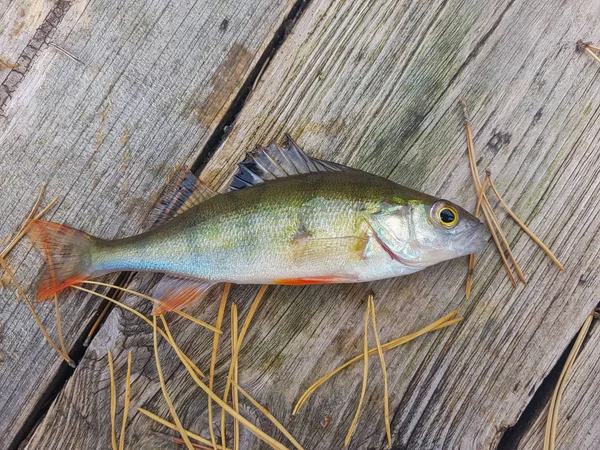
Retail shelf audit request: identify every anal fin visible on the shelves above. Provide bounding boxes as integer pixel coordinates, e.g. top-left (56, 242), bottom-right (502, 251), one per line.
top-left (152, 276), bottom-right (217, 315)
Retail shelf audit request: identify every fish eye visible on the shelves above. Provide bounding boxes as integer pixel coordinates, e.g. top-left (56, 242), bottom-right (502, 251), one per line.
top-left (438, 206), bottom-right (458, 227)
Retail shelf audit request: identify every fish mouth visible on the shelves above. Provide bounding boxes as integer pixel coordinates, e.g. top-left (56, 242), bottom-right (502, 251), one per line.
top-left (465, 222), bottom-right (490, 253)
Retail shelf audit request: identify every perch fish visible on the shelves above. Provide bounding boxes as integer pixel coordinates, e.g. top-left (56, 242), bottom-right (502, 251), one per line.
top-left (29, 136), bottom-right (488, 314)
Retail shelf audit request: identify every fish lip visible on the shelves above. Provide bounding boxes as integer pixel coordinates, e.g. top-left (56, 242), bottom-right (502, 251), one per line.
top-left (469, 236), bottom-right (488, 253)
top-left (469, 221), bottom-right (490, 253)
top-left (461, 222), bottom-right (489, 253)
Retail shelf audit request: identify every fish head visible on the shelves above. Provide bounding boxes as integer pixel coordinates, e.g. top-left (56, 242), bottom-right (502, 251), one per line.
top-left (369, 197), bottom-right (489, 268)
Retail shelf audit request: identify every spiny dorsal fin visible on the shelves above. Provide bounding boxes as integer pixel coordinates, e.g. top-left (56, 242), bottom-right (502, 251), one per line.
top-left (228, 134), bottom-right (351, 191)
top-left (151, 171), bottom-right (217, 226)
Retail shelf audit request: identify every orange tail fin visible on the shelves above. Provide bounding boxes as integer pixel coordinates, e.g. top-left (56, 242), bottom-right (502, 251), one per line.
top-left (28, 221), bottom-right (97, 300)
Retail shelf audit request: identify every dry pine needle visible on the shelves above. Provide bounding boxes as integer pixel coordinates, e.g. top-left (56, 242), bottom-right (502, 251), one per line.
top-left (159, 315), bottom-right (289, 450)
top-left (344, 298), bottom-right (370, 447)
top-left (293, 309), bottom-right (461, 415)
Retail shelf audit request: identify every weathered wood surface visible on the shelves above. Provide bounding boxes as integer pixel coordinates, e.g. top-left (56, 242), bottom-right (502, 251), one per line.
top-left (0, 0), bottom-right (57, 81)
top-left (0, 0), bottom-right (297, 447)
top-left (3, 0), bottom-right (600, 449)
top-left (511, 319), bottom-right (600, 450)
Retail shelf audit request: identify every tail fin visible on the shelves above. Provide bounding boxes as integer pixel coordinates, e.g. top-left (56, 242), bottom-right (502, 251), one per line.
top-left (28, 221), bottom-right (96, 300)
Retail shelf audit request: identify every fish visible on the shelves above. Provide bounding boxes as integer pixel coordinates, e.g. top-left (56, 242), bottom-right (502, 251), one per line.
top-left (29, 135), bottom-right (488, 314)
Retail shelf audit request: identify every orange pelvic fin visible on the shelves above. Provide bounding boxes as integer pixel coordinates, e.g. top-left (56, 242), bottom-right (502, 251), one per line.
top-left (152, 276), bottom-right (216, 315)
top-left (273, 276), bottom-right (353, 285)
top-left (28, 221), bottom-right (96, 300)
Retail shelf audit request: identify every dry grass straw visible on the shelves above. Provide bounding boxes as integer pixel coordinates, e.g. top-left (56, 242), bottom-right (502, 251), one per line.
top-left (86, 303), bottom-right (111, 346)
top-left (466, 175), bottom-right (490, 298)
top-left (344, 298), bottom-right (370, 447)
top-left (369, 295), bottom-right (391, 447)
top-left (487, 177), bottom-right (564, 271)
top-left (81, 280), bottom-right (221, 334)
top-left (120, 352), bottom-right (133, 450)
top-left (108, 350), bottom-right (133, 450)
top-left (0, 186), bottom-right (72, 364)
top-left (138, 408), bottom-right (230, 450)
top-left (1, 188), bottom-right (59, 261)
top-left (460, 99), bottom-right (522, 288)
top-left (231, 380), bottom-right (304, 450)
top-left (460, 99), bottom-right (564, 295)
top-left (108, 351), bottom-right (118, 450)
top-left (577, 40), bottom-right (600, 65)
top-left (84, 275), bottom-right (131, 346)
top-left (221, 285), bottom-right (269, 447)
top-left (481, 190), bottom-right (527, 285)
top-left (92, 281), bottom-right (281, 450)
top-left (231, 304), bottom-right (240, 450)
top-left (53, 294), bottom-right (70, 361)
top-left (158, 315), bottom-right (289, 450)
top-left (293, 310), bottom-right (462, 415)
top-left (153, 315), bottom-right (195, 450)
top-left (583, 43), bottom-right (600, 52)
top-left (543, 312), bottom-right (594, 450)
top-left (208, 283), bottom-right (230, 449)
top-left (160, 314), bottom-right (205, 383)
top-left (0, 256), bottom-right (73, 365)
top-left (72, 285), bottom-right (205, 378)
top-left (0, 57), bottom-right (19, 69)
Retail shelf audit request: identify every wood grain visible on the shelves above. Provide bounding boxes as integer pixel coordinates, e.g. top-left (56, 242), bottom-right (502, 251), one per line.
top-left (0, 0), bottom-right (296, 446)
top-left (0, 0), bottom-right (58, 108)
top-left (7, 0), bottom-right (600, 448)
top-left (514, 319), bottom-right (600, 450)
top-left (198, 0), bottom-right (600, 446)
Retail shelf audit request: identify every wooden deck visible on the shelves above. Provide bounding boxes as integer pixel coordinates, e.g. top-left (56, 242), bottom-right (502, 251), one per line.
top-left (1, 0), bottom-right (599, 448)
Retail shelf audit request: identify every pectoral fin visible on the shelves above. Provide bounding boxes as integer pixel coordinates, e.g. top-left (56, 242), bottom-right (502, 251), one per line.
top-left (292, 234), bottom-right (370, 261)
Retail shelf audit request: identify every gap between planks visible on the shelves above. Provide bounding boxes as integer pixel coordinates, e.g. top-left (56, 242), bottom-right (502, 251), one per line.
top-left (6, 1), bottom-right (311, 449)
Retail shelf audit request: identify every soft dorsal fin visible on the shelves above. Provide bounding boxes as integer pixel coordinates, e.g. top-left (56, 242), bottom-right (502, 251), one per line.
top-left (228, 134), bottom-right (351, 191)
top-left (150, 171), bottom-right (217, 226)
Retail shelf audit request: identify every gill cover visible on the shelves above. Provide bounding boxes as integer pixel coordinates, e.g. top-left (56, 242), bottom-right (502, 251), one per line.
top-left (367, 204), bottom-right (425, 268)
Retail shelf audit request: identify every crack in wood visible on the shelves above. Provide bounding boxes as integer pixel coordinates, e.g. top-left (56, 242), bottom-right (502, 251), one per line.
top-left (386, 0), bottom-right (520, 180)
top-left (6, 0), bottom-right (311, 449)
top-left (494, 345), bottom-right (570, 449)
top-left (190, 0), bottom-right (310, 174)
top-left (0, 1), bottom-right (72, 115)
top-left (495, 306), bottom-right (599, 449)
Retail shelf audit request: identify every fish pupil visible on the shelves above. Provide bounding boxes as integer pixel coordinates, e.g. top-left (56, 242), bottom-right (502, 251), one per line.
top-left (440, 208), bottom-right (455, 224)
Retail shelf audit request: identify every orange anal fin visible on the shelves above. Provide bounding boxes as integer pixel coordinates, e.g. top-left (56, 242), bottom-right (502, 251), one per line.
top-left (273, 276), bottom-right (354, 285)
top-left (152, 276), bottom-right (216, 315)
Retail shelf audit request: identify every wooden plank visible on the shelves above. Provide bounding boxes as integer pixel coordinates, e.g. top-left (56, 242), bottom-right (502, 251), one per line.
top-left (15, 0), bottom-right (600, 449)
top-left (198, 0), bottom-right (600, 446)
top-left (0, 0), bottom-right (297, 446)
top-left (0, 0), bottom-right (58, 103)
top-left (511, 319), bottom-right (600, 450)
